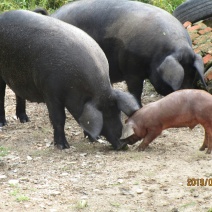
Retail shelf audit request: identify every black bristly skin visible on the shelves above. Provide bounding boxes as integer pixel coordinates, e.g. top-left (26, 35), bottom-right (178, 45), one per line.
top-left (0, 10), bottom-right (139, 150)
top-left (51, 0), bottom-right (206, 105)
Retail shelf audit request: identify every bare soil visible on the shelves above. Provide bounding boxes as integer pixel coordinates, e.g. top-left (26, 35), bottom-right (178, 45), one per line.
top-left (0, 82), bottom-right (212, 212)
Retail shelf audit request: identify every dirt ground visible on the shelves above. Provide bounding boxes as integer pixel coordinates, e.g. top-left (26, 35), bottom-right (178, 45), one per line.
top-left (0, 82), bottom-right (212, 212)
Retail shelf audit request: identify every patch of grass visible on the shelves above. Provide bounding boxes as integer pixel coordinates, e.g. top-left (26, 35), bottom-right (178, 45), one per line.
top-left (9, 187), bottom-right (30, 202)
top-left (16, 195), bottom-right (30, 202)
top-left (133, 181), bottom-right (139, 185)
top-left (0, 146), bottom-right (9, 157)
top-left (1, 0), bottom-right (185, 14)
top-left (0, 0), bottom-right (73, 12)
top-left (10, 189), bottom-right (19, 196)
top-left (110, 202), bottom-right (120, 208)
top-left (75, 200), bottom-right (88, 209)
top-left (207, 209), bottom-right (212, 212)
top-left (138, 0), bottom-right (184, 13)
top-left (180, 202), bottom-right (196, 209)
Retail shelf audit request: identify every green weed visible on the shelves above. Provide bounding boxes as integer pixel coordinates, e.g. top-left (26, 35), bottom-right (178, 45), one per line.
top-left (0, 146), bottom-right (9, 157)
top-left (1, 0), bottom-right (185, 13)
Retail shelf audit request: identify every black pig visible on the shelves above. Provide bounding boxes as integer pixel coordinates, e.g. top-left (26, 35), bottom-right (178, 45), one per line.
top-left (50, 0), bottom-right (206, 105)
top-left (0, 10), bottom-right (139, 150)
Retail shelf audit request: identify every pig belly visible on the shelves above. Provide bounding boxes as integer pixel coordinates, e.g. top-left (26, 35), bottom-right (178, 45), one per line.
top-left (163, 118), bottom-right (198, 130)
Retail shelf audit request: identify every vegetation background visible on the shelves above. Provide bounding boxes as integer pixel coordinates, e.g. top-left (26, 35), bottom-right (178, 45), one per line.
top-left (0, 0), bottom-right (185, 13)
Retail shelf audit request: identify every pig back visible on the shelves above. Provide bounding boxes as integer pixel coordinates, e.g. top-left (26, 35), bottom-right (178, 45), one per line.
top-left (0, 10), bottom-right (110, 102)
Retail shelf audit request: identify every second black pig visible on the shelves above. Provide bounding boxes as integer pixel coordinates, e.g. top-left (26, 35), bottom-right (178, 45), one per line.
top-left (51, 0), bottom-right (206, 105)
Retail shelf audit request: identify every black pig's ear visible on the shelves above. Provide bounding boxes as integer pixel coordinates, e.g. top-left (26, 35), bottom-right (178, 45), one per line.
top-left (194, 54), bottom-right (207, 88)
top-left (114, 90), bottom-right (140, 116)
top-left (79, 102), bottom-right (103, 140)
top-left (157, 55), bottom-right (184, 90)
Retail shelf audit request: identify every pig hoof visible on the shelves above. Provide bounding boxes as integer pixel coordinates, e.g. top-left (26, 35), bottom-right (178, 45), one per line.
top-left (18, 114), bottom-right (30, 123)
top-left (0, 121), bottom-right (7, 127)
top-left (55, 142), bottom-right (70, 150)
top-left (199, 146), bottom-right (206, 151)
top-left (114, 142), bottom-right (128, 151)
top-left (0, 117), bottom-right (7, 127)
top-left (137, 146), bottom-right (145, 152)
top-left (206, 149), bottom-right (211, 154)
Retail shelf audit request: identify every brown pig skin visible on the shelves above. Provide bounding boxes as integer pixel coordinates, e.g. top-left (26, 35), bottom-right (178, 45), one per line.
top-left (121, 89), bottom-right (212, 154)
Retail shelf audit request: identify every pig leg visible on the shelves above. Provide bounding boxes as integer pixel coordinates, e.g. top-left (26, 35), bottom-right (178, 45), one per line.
top-left (46, 102), bottom-right (70, 149)
top-left (125, 76), bottom-right (143, 106)
top-left (206, 130), bottom-right (212, 154)
top-left (16, 95), bottom-right (29, 123)
top-left (199, 130), bottom-right (208, 151)
top-left (137, 129), bottom-right (161, 151)
top-left (0, 77), bottom-right (6, 127)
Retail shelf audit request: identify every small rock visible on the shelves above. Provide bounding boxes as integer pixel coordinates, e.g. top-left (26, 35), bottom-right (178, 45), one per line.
top-left (27, 155), bottom-right (32, 160)
top-left (49, 190), bottom-right (61, 196)
top-left (194, 193), bottom-right (199, 198)
top-left (117, 179), bottom-right (124, 184)
top-left (80, 153), bottom-right (87, 157)
top-left (49, 209), bottom-right (58, 212)
top-left (72, 131), bottom-right (81, 136)
top-left (171, 208), bottom-right (179, 212)
top-left (0, 175), bottom-right (7, 179)
top-left (97, 139), bottom-right (106, 144)
top-left (60, 172), bottom-right (69, 176)
top-left (8, 179), bottom-right (19, 185)
top-left (119, 188), bottom-right (134, 196)
top-left (136, 188), bottom-right (143, 194)
top-left (12, 116), bottom-right (18, 120)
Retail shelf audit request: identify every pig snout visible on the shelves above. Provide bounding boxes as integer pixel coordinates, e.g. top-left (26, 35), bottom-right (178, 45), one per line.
top-left (120, 123), bottom-right (140, 145)
top-left (114, 139), bottom-right (128, 150)
top-left (121, 135), bottom-right (140, 145)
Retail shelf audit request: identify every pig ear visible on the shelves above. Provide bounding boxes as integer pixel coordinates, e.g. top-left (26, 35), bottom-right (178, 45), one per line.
top-left (78, 102), bottom-right (103, 139)
top-left (194, 54), bottom-right (207, 88)
top-left (158, 55), bottom-right (184, 90)
top-left (114, 90), bottom-right (140, 116)
top-left (120, 123), bottom-right (134, 139)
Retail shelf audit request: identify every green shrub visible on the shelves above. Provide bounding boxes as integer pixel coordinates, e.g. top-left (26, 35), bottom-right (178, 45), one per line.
top-left (137, 0), bottom-right (184, 13)
top-left (0, 0), bottom-right (72, 12)
top-left (1, 0), bottom-right (185, 13)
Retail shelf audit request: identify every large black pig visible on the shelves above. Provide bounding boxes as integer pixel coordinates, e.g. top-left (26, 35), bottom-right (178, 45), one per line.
top-left (49, 0), bottom-right (206, 105)
top-left (0, 10), bottom-right (139, 150)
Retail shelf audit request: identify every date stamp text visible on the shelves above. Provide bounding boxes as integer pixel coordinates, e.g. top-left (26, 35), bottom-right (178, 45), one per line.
top-left (187, 178), bottom-right (212, 186)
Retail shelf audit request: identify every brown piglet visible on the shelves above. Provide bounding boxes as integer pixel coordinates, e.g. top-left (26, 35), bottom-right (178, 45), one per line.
top-left (120, 89), bottom-right (212, 154)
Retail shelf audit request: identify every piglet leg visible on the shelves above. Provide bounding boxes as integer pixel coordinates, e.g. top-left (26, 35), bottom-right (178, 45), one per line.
top-left (206, 131), bottom-right (212, 154)
top-left (199, 130), bottom-right (208, 151)
top-left (137, 129), bottom-right (161, 151)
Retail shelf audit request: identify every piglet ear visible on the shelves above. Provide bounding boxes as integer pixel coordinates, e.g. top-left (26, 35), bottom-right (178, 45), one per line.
top-left (114, 89), bottom-right (140, 116)
top-left (120, 123), bottom-right (134, 139)
top-left (158, 55), bottom-right (184, 90)
top-left (79, 102), bottom-right (103, 140)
